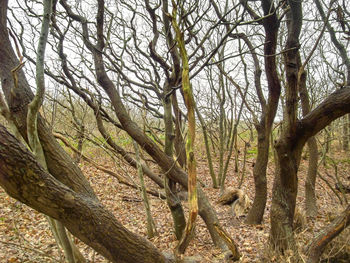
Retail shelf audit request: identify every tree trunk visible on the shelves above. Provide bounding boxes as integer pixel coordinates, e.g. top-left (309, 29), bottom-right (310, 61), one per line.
top-left (171, 5), bottom-right (198, 254)
top-left (298, 57), bottom-right (319, 217)
top-left (163, 80), bottom-right (186, 240)
top-left (73, 123), bottom-right (85, 164)
top-left (270, 141), bottom-right (301, 255)
top-left (268, 85), bottom-right (350, 252)
top-left (305, 137), bottom-right (318, 217)
top-left (269, 0), bottom-right (303, 258)
top-left (196, 105), bottom-right (218, 188)
top-left (342, 115), bottom-right (349, 151)
top-left (0, 124), bottom-right (166, 263)
top-left (132, 140), bottom-right (158, 238)
top-left (245, 124), bottom-right (269, 224)
top-left (61, 0), bottom-right (229, 250)
top-left (245, 0), bottom-right (281, 225)
top-left (0, 2), bottom-right (97, 200)
top-left (172, 93), bottom-right (187, 169)
top-left (306, 204), bottom-right (350, 263)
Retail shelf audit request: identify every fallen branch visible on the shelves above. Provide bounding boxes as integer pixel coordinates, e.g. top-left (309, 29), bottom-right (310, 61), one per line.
top-left (213, 223), bottom-right (240, 261)
top-left (305, 204), bottom-right (350, 263)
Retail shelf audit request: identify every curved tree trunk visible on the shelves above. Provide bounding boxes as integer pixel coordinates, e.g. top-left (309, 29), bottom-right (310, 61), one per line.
top-left (61, 0), bottom-right (230, 250)
top-left (0, 1), bottom-right (97, 200)
top-left (306, 204), bottom-right (350, 263)
top-left (0, 124), bottom-right (166, 263)
top-left (269, 0), bottom-right (303, 258)
top-left (245, 0), bottom-right (281, 225)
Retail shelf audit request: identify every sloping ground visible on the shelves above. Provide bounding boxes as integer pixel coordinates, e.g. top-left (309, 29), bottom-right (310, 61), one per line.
top-left (0, 150), bottom-right (349, 262)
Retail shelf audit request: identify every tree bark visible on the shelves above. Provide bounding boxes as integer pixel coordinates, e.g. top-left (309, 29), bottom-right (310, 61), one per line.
top-left (163, 80), bottom-right (186, 240)
top-left (298, 59), bottom-right (318, 217)
top-left (305, 137), bottom-right (318, 217)
top-left (270, 141), bottom-right (301, 254)
top-left (0, 0), bottom-right (96, 200)
top-left (246, 124), bottom-right (269, 224)
top-left (61, 0), bottom-right (229, 250)
top-left (270, 0), bottom-right (303, 257)
top-left (0, 124), bottom-right (166, 263)
top-left (306, 204), bottom-right (350, 263)
top-left (342, 115), bottom-right (349, 151)
top-left (246, 0), bottom-right (281, 225)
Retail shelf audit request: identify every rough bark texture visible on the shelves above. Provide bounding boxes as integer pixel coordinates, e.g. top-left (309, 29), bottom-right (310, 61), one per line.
top-left (163, 81), bottom-right (186, 241)
top-left (306, 204), bottom-right (350, 263)
top-left (270, 0), bottom-right (350, 255)
top-left (171, 1), bottom-right (198, 255)
top-left (270, 142), bottom-right (302, 254)
top-left (270, 0), bottom-right (303, 256)
top-left (0, 125), bottom-right (166, 263)
top-left (298, 61), bottom-right (318, 217)
top-left (269, 86), bottom-right (350, 249)
top-left (304, 137), bottom-right (318, 217)
top-left (246, 0), bottom-right (281, 225)
top-left (61, 0), bottom-right (228, 249)
top-left (0, 0), bottom-right (96, 200)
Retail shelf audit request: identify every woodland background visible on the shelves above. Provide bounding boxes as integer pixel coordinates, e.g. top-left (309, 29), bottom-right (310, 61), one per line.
top-left (0, 0), bottom-right (350, 262)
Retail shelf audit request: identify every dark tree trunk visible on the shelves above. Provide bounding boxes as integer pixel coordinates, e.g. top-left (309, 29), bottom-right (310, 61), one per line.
top-left (306, 204), bottom-right (350, 263)
top-left (270, 141), bottom-right (301, 254)
top-left (245, 0), bottom-right (281, 225)
top-left (0, 125), bottom-right (166, 263)
top-left (0, 0), bottom-right (96, 200)
top-left (269, 0), bottom-right (303, 257)
top-left (246, 124), bottom-right (269, 224)
top-left (163, 80), bottom-right (186, 240)
top-left (61, 0), bottom-right (229, 249)
top-left (298, 58), bottom-right (318, 217)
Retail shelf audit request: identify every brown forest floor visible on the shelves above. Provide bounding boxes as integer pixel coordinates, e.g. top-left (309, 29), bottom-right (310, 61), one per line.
top-left (0, 147), bottom-right (349, 263)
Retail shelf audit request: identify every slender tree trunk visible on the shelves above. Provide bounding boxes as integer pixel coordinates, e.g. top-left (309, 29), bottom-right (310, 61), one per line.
top-left (172, 93), bottom-right (187, 168)
top-left (163, 81), bottom-right (186, 240)
top-left (246, 124), bottom-right (269, 224)
top-left (238, 142), bottom-right (248, 188)
top-left (342, 115), bottom-right (349, 151)
top-left (171, 3), bottom-right (198, 254)
top-left (132, 140), bottom-right (158, 238)
top-left (196, 105), bottom-right (218, 188)
top-left (73, 123), bottom-right (85, 164)
top-left (298, 59), bottom-right (318, 217)
top-left (245, 0), bottom-right (282, 224)
top-left (305, 137), bottom-right (318, 217)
